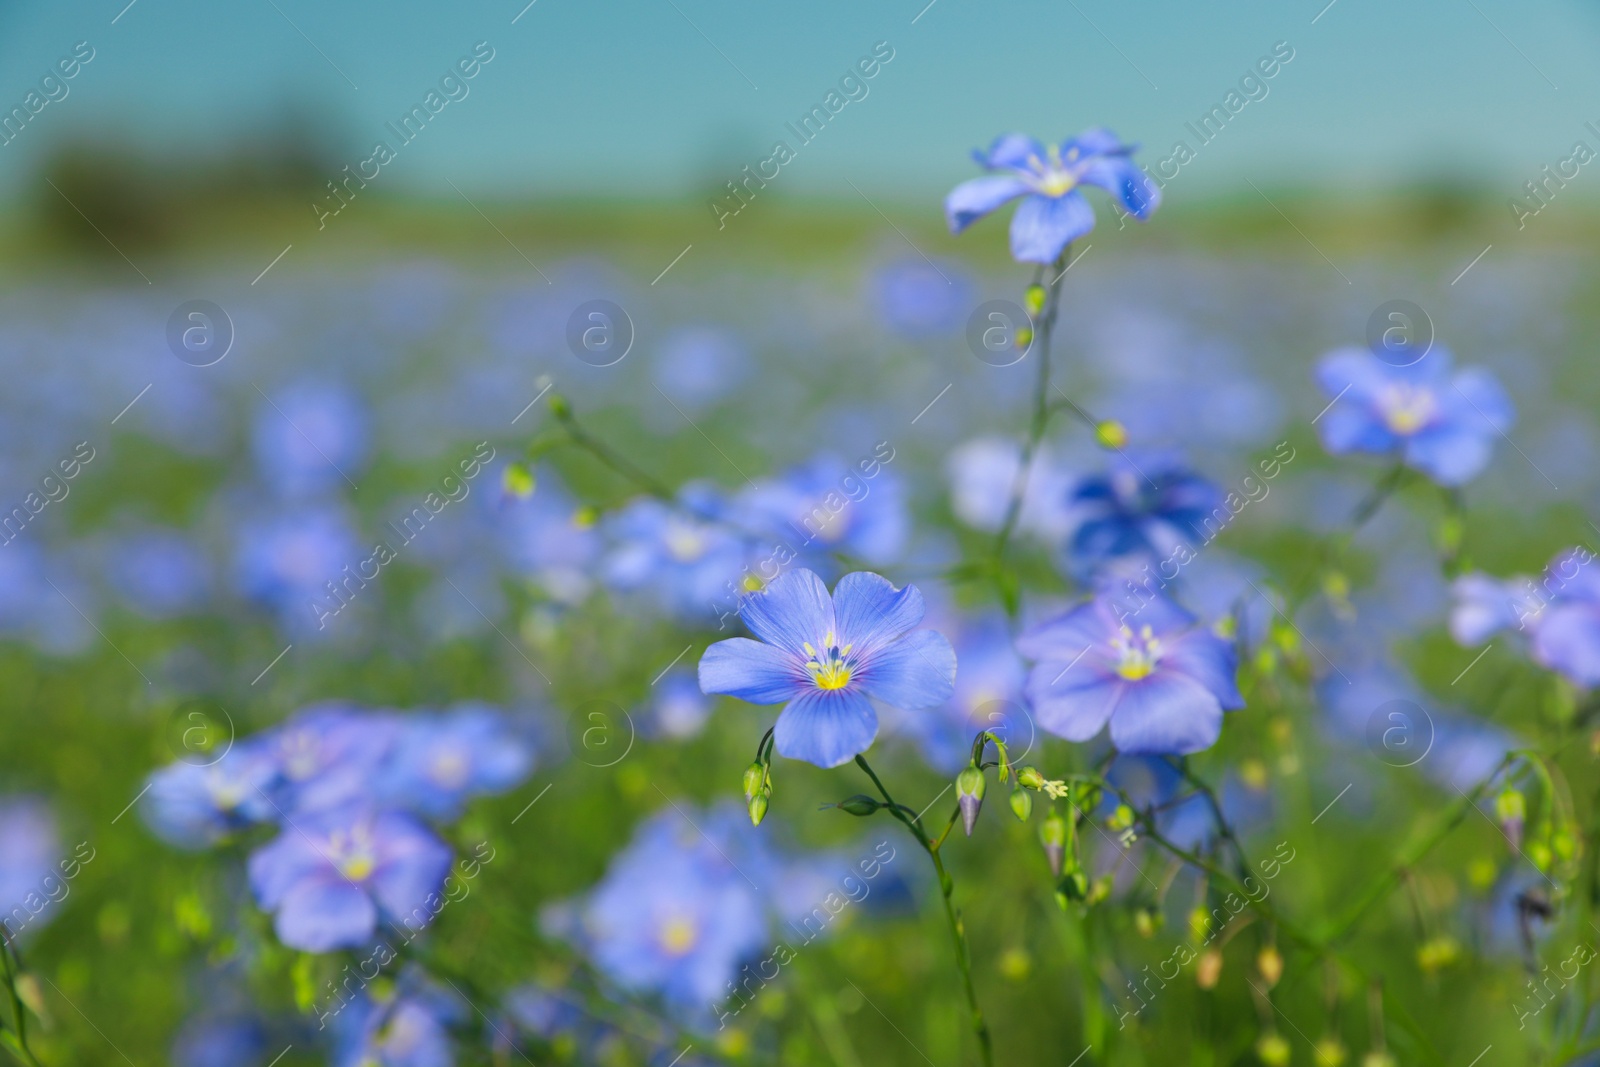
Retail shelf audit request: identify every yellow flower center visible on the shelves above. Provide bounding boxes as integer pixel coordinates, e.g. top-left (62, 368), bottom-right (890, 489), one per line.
top-left (804, 631), bottom-right (855, 691)
top-left (1379, 383), bottom-right (1437, 435)
top-left (1029, 145), bottom-right (1080, 198)
top-left (329, 825), bottom-right (378, 882)
top-left (659, 916), bottom-right (698, 956)
top-left (1111, 624), bottom-right (1162, 681)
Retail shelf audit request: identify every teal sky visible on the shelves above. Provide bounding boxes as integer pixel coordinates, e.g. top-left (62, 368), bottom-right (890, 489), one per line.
top-left (1, 0), bottom-right (1598, 203)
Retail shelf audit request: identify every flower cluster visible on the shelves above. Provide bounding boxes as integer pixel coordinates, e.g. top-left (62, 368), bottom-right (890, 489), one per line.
top-left (142, 703), bottom-right (532, 951)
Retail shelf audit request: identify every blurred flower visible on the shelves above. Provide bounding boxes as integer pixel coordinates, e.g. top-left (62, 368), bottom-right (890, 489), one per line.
top-left (945, 437), bottom-right (1072, 541)
top-left (651, 325), bottom-right (748, 410)
top-left (645, 670), bottom-right (714, 740)
top-left (492, 466), bottom-right (599, 605)
top-left (1018, 592), bottom-right (1243, 754)
top-left (142, 740), bottom-right (280, 849)
top-left (252, 381), bottom-right (370, 496)
top-left (1061, 453), bottom-right (1222, 578)
top-left (331, 970), bottom-right (461, 1067)
top-left (102, 528), bottom-right (212, 618)
top-left (872, 258), bottom-right (972, 338)
top-left (946, 129), bottom-right (1159, 263)
top-left (233, 506), bottom-right (362, 633)
top-left (0, 798), bottom-right (60, 934)
top-left (248, 805), bottom-right (451, 952)
top-left (376, 705), bottom-right (533, 820)
top-left (172, 1013), bottom-right (270, 1067)
top-left (700, 569), bottom-right (956, 768)
top-left (1314, 346), bottom-right (1514, 486)
top-left (894, 610), bottom-right (1026, 774)
top-left (268, 705), bottom-right (400, 816)
top-left (603, 491), bottom-right (748, 622)
top-left (736, 454), bottom-right (909, 570)
top-left (542, 805), bottom-right (770, 1021)
top-left (1451, 547), bottom-right (1600, 686)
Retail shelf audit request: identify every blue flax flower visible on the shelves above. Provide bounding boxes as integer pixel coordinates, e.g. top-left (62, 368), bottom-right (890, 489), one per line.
top-left (376, 704), bottom-right (533, 820)
top-left (1452, 547), bottom-right (1600, 686)
top-left (247, 805), bottom-right (451, 952)
top-left (331, 970), bottom-right (461, 1067)
top-left (1017, 592), bottom-right (1243, 755)
top-left (142, 740), bottom-right (280, 849)
top-left (945, 129), bottom-right (1159, 263)
top-left (1315, 345), bottom-right (1514, 486)
top-left (699, 569), bottom-right (956, 767)
top-left (542, 805), bottom-right (771, 1022)
top-left (1061, 453), bottom-right (1223, 577)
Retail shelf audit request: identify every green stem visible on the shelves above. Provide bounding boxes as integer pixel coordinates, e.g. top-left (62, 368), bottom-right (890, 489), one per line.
top-left (1320, 752), bottom-right (1516, 946)
top-left (550, 402), bottom-right (677, 501)
top-left (855, 756), bottom-right (993, 1067)
top-left (991, 250), bottom-right (1070, 574)
top-left (0, 936), bottom-right (42, 1067)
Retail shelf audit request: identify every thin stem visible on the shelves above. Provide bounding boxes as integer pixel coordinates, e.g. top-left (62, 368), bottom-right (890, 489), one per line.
top-left (1320, 752), bottom-right (1516, 946)
top-left (855, 756), bottom-right (993, 1067)
top-left (0, 935), bottom-right (42, 1067)
top-left (991, 249), bottom-right (1071, 569)
top-left (1166, 756), bottom-right (1254, 881)
top-left (550, 403), bottom-right (677, 501)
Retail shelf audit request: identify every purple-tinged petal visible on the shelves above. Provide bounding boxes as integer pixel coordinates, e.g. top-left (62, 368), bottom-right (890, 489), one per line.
top-left (1016, 601), bottom-right (1111, 662)
top-left (858, 629), bottom-right (955, 710)
top-left (1450, 573), bottom-right (1522, 645)
top-left (946, 176), bottom-right (1031, 233)
top-left (1077, 155), bottom-right (1160, 219)
top-left (773, 689), bottom-right (878, 768)
top-left (247, 832), bottom-right (326, 909)
top-left (1317, 405), bottom-right (1397, 456)
top-left (1026, 666), bottom-right (1123, 742)
top-left (832, 572), bottom-right (925, 653)
top-left (699, 638), bottom-right (804, 704)
top-left (368, 814), bottom-right (452, 922)
top-left (1108, 672), bottom-right (1224, 755)
top-left (1010, 191), bottom-right (1095, 264)
top-left (739, 569), bottom-right (834, 656)
top-left (274, 875), bottom-right (376, 952)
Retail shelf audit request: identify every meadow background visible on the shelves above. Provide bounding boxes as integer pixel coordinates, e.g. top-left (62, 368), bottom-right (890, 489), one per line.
top-left (2, 1), bottom-right (1600, 1065)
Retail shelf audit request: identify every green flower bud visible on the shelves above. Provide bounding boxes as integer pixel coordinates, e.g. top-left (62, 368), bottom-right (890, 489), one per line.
top-left (501, 463), bottom-right (536, 499)
top-left (1040, 808), bottom-right (1067, 877)
top-left (836, 794), bottom-right (881, 817)
top-left (747, 791), bottom-right (769, 827)
top-left (1106, 804), bottom-right (1135, 832)
top-left (1094, 419), bottom-right (1129, 450)
top-left (548, 393), bottom-right (572, 419)
top-left (572, 505), bottom-right (600, 529)
top-left (1256, 1032), bottom-right (1292, 1067)
top-left (1009, 788), bottom-right (1033, 822)
top-left (1013, 326), bottom-right (1034, 350)
top-left (956, 765), bottom-right (986, 837)
top-left (1016, 765), bottom-right (1045, 790)
top-left (1314, 1037), bottom-right (1348, 1067)
top-left (1023, 284), bottom-right (1046, 316)
top-left (741, 762), bottom-right (765, 803)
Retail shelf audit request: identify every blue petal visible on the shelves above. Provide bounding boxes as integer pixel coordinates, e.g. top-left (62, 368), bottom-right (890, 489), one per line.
top-left (1062, 127), bottom-right (1128, 157)
top-left (1009, 192), bottom-right (1095, 264)
top-left (1450, 574), bottom-right (1520, 645)
top-left (1109, 672), bottom-right (1224, 755)
top-left (368, 814), bottom-right (452, 923)
top-left (1161, 632), bottom-right (1244, 710)
top-left (945, 176), bottom-right (1029, 233)
top-left (699, 637), bottom-right (803, 704)
top-left (773, 688), bottom-right (878, 767)
top-left (1016, 601), bottom-right (1110, 662)
top-left (1447, 368), bottom-right (1515, 433)
top-left (274, 875), bottom-right (376, 951)
top-left (1078, 155), bottom-right (1160, 219)
top-left (1533, 603), bottom-right (1600, 686)
top-left (739, 568), bottom-right (834, 656)
top-left (975, 133), bottom-right (1045, 170)
top-left (1026, 665), bottom-right (1123, 742)
top-left (1318, 405), bottom-right (1396, 456)
top-left (832, 572), bottom-right (924, 653)
top-left (859, 629), bottom-right (955, 710)
top-left (1404, 423), bottom-right (1494, 485)
top-left (247, 832), bottom-right (325, 908)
